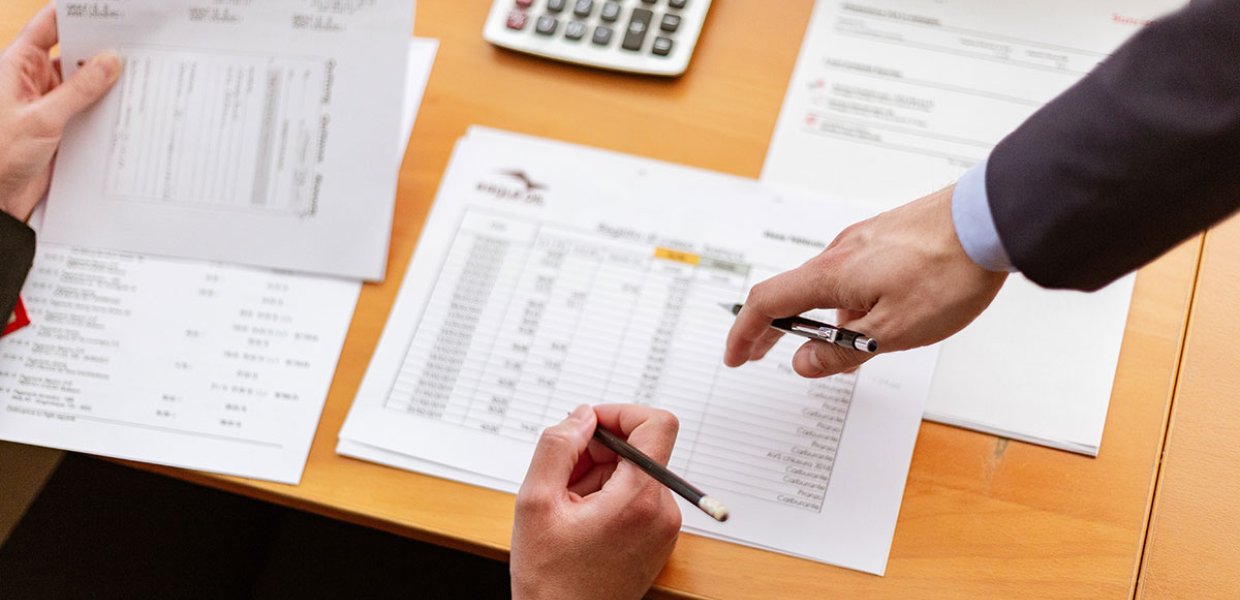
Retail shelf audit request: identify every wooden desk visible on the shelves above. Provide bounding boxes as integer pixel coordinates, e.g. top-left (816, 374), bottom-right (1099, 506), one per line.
top-left (1138, 213), bottom-right (1240, 598)
top-left (0, 1), bottom-right (1203, 597)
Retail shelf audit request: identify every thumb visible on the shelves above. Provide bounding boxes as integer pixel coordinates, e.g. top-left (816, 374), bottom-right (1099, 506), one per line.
top-left (37, 51), bottom-right (122, 131)
top-left (519, 405), bottom-right (597, 500)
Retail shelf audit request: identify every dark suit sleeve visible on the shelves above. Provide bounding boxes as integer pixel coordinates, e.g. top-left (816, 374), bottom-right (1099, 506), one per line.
top-left (1, 210), bottom-right (37, 322)
top-left (986, 0), bottom-right (1240, 291)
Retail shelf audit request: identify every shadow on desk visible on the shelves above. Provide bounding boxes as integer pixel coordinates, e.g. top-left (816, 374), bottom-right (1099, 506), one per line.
top-left (0, 456), bottom-right (511, 599)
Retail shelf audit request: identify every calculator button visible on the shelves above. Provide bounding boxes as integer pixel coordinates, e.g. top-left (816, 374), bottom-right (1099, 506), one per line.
top-left (660, 13), bottom-right (681, 32)
top-left (600, 1), bottom-right (621, 22)
top-left (564, 20), bottom-right (588, 40)
top-left (546, 0), bottom-right (567, 12)
top-left (622, 8), bottom-right (654, 51)
top-left (535, 15), bottom-right (559, 35)
top-left (573, 0), bottom-right (594, 17)
top-left (516, 0), bottom-right (533, 7)
top-left (652, 36), bottom-right (674, 56)
top-left (506, 10), bottom-right (529, 30)
top-left (592, 25), bottom-right (614, 46)
top-left (669, 0), bottom-right (688, 8)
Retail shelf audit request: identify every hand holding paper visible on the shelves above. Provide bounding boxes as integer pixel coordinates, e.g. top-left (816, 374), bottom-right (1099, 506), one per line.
top-left (42, 0), bottom-right (414, 280)
top-left (0, 5), bottom-right (119, 221)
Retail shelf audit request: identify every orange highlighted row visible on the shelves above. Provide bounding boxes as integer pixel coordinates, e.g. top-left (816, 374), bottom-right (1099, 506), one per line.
top-left (653, 247), bottom-right (701, 265)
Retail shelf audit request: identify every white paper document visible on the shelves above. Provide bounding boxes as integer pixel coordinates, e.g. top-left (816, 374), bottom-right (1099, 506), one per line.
top-left (339, 127), bottom-right (939, 574)
top-left (0, 40), bottom-right (438, 484)
top-left (43, 0), bottom-right (414, 281)
top-left (762, 0), bottom-right (1183, 455)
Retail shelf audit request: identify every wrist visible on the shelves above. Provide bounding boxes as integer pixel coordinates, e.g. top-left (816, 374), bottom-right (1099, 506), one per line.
top-left (950, 159), bottom-right (1016, 273)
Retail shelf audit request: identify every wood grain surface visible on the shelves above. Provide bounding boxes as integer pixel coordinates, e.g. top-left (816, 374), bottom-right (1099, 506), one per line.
top-left (0, 2), bottom-right (1205, 597)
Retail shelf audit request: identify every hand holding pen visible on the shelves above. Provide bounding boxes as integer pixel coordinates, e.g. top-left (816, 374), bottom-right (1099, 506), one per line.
top-left (722, 191), bottom-right (1007, 379)
top-left (512, 404), bottom-right (686, 600)
top-left (721, 303), bottom-right (877, 353)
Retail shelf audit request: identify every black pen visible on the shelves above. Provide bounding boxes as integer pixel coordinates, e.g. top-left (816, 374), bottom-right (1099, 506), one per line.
top-left (592, 425), bottom-right (730, 522)
top-left (721, 303), bottom-right (879, 353)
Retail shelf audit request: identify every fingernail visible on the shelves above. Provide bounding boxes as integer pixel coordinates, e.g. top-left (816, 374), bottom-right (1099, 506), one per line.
top-left (802, 343), bottom-right (826, 377)
top-left (93, 51), bottom-right (122, 80)
top-left (567, 404), bottom-right (591, 422)
top-left (567, 404), bottom-right (594, 435)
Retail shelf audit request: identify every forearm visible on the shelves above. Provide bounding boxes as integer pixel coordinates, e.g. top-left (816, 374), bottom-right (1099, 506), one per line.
top-left (0, 210), bottom-right (36, 321)
top-left (986, 0), bottom-right (1240, 291)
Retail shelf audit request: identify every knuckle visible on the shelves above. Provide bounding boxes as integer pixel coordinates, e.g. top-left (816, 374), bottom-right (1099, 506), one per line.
top-left (830, 221), bottom-right (873, 253)
top-left (13, 45), bottom-right (43, 67)
top-left (746, 281), bottom-right (773, 309)
top-left (654, 409), bottom-right (679, 436)
top-left (535, 423), bottom-right (567, 448)
top-left (863, 312), bottom-right (893, 344)
top-left (514, 488), bottom-right (551, 515)
top-left (536, 427), bottom-right (573, 452)
top-left (657, 507), bottom-right (683, 539)
top-left (627, 490), bottom-right (664, 521)
top-left (805, 251), bottom-right (846, 285)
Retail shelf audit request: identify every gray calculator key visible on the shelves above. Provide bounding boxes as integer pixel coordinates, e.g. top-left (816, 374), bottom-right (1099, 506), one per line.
top-left (565, 20), bottom-right (588, 40)
top-left (622, 8), bottom-right (654, 51)
top-left (535, 15), bottom-right (558, 35)
top-left (592, 25), bottom-right (614, 45)
top-left (660, 13), bottom-right (681, 32)
top-left (600, 1), bottom-right (621, 22)
top-left (573, 0), bottom-right (594, 17)
top-left (652, 36), bottom-right (673, 56)
top-left (669, 0), bottom-right (688, 8)
top-left (546, 0), bottom-right (567, 12)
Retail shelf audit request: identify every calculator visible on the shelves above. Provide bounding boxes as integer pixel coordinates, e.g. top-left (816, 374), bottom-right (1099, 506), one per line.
top-left (483, 0), bottom-right (713, 77)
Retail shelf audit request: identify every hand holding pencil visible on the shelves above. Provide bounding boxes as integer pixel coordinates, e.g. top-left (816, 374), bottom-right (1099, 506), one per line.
top-left (511, 404), bottom-right (684, 600)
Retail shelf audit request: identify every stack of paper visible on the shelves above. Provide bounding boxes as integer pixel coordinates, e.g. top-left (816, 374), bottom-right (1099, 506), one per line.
top-left (762, 0), bottom-right (1184, 455)
top-left (0, 0), bottom-right (436, 484)
top-left (338, 127), bottom-right (940, 575)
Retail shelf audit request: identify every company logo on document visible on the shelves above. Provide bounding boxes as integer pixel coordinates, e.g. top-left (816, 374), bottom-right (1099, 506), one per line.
top-left (475, 170), bottom-right (548, 206)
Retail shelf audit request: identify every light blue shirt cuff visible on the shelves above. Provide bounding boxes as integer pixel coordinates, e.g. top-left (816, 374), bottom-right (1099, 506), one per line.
top-left (951, 158), bottom-right (1016, 272)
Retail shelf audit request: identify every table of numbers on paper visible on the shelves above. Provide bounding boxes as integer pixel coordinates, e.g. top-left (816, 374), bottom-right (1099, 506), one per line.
top-left (385, 209), bottom-right (856, 512)
top-left (339, 127), bottom-right (939, 573)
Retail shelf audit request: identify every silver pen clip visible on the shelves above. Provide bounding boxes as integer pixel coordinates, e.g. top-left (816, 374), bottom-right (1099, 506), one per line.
top-left (790, 323), bottom-right (838, 343)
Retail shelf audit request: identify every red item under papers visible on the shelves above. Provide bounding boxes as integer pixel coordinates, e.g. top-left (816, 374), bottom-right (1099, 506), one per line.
top-left (3, 298), bottom-right (30, 337)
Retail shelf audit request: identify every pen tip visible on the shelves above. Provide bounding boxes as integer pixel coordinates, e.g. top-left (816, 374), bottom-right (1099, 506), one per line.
top-left (718, 302), bottom-right (740, 315)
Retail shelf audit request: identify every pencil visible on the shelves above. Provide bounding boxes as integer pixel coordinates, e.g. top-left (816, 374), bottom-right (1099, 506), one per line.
top-left (592, 424), bottom-right (730, 522)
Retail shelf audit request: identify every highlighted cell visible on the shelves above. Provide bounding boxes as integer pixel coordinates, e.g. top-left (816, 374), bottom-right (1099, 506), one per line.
top-left (653, 247), bottom-right (700, 265)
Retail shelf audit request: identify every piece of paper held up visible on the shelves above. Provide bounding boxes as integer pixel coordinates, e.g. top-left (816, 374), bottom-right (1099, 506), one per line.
top-left (42, 0), bottom-right (414, 281)
top-left (0, 39), bottom-right (438, 485)
top-left (339, 127), bottom-right (939, 575)
top-left (761, 0), bottom-right (1184, 455)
